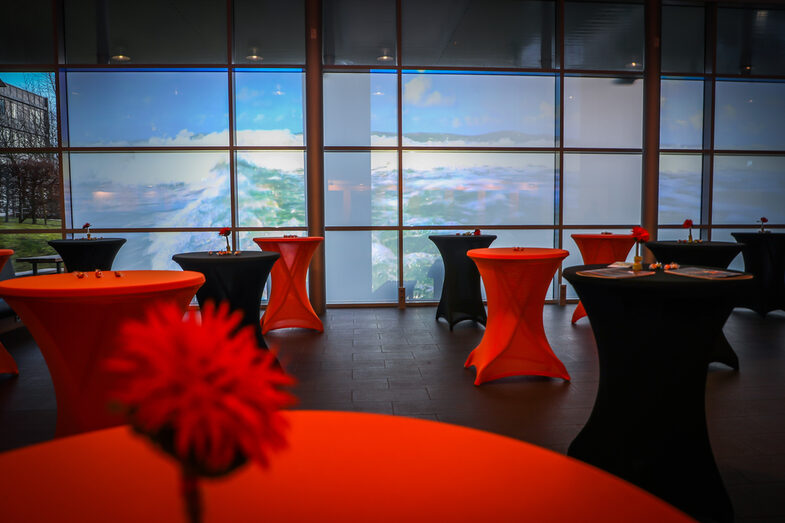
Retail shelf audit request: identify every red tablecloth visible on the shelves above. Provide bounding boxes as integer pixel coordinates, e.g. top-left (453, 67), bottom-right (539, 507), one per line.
top-left (0, 249), bottom-right (17, 375)
top-left (253, 237), bottom-right (323, 333)
top-left (465, 247), bottom-right (570, 385)
top-left (0, 411), bottom-right (693, 522)
top-left (570, 234), bottom-right (636, 323)
top-left (0, 270), bottom-right (204, 436)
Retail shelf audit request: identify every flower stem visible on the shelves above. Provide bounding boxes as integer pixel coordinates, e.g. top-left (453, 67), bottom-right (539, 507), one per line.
top-left (180, 469), bottom-right (203, 523)
top-left (225, 236), bottom-right (231, 252)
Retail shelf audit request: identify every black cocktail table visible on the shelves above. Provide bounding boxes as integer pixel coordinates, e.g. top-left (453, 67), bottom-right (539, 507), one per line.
top-left (645, 241), bottom-right (743, 269)
top-left (48, 238), bottom-right (126, 272)
top-left (429, 234), bottom-right (496, 330)
top-left (563, 265), bottom-right (752, 523)
top-left (731, 232), bottom-right (785, 316)
top-left (172, 251), bottom-right (280, 349)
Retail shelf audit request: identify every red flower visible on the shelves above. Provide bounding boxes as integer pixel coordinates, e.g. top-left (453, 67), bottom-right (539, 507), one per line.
top-left (631, 226), bottom-right (650, 243)
top-left (218, 227), bottom-right (231, 237)
top-left (760, 217), bottom-right (769, 223)
top-left (82, 222), bottom-right (91, 229)
top-left (106, 301), bottom-right (296, 475)
top-left (682, 219), bottom-right (693, 228)
top-left (473, 229), bottom-right (481, 236)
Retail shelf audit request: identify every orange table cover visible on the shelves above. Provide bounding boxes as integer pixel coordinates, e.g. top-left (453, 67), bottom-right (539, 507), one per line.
top-left (253, 236), bottom-right (323, 333)
top-left (0, 411), bottom-right (693, 522)
top-left (466, 247), bottom-right (570, 385)
top-left (0, 270), bottom-right (204, 437)
top-left (570, 234), bottom-right (636, 323)
top-left (0, 249), bottom-right (18, 375)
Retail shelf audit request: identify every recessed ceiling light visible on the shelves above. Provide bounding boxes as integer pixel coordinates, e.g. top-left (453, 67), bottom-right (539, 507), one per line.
top-left (111, 54), bottom-right (131, 62)
top-left (246, 47), bottom-right (264, 62)
top-left (377, 48), bottom-right (394, 62)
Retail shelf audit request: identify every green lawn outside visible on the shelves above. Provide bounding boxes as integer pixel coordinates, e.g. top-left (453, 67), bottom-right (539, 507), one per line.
top-left (0, 219), bottom-right (63, 273)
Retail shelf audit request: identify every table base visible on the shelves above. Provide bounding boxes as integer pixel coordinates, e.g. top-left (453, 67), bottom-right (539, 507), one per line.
top-left (435, 307), bottom-right (486, 330)
top-left (571, 301), bottom-right (587, 323)
top-left (0, 342), bottom-right (18, 375)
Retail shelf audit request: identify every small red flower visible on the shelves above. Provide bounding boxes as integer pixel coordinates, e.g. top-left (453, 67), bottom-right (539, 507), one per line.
top-left (82, 222), bottom-right (91, 229)
top-left (631, 226), bottom-right (650, 243)
top-left (473, 229), bottom-right (481, 236)
top-left (218, 227), bottom-right (231, 237)
top-left (760, 217), bottom-right (769, 224)
top-left (106, 301), bottom-right (296, 475)
top-left (682, 219), bottom-right (693, 228)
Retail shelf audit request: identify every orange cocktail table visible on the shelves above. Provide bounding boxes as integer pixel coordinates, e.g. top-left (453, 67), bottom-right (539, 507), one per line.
top-left (0, 411), bottom-right (693, 522)
top-left (465, 247), bottom-right (570, 385)
top-left (0, 270), bottom-right (204, 437)
top-left (0, 249), bottom-right (18, 375)
top-left (570, 233), bottom-right (635, 323)
top-left (253, 236), bottom-right (323, 333)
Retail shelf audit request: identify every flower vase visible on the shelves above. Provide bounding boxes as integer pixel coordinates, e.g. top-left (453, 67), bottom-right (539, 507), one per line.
top-left (224, 237), bottom-right (231, 252)
top-left (688, 230), bottom-right (693, 243)
top-left (632, 243), bottom-right (642, 271)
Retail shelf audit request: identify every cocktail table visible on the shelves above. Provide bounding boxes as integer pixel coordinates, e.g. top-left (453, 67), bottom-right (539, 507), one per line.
top-left (48, 238), bottom-right (127, 272)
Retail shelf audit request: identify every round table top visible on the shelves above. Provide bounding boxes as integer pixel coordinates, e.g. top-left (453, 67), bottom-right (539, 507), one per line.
top-left (646, 240), bottom-right (740, 248)
top-left (0, 249), bottom-right (13, 257)
top-left (731, 231), bottom-right (785, 240)
top-left (49, 238), bottom-right (127, 246)
top-left (0, 411), bottom-right (692, 522)
top-left (571, 233), bottom-right (635, 240)
top-left (564, 264), bottom-right (752, 292)
top-left (468, 247), bottom-right (570, 261)
top-left (0, 270), bottom-right (205, 298)
top-left (172, 251), bottom-right (280, 263)
top-left (429, 234), bottom-right (498, 241)
top-left (253, 236), bottom-right (324, 244)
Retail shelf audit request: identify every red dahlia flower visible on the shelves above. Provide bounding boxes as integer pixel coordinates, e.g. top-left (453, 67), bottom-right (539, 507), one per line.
top-left (106, 301), bottom-right (296, 475)
top-left (682, 219), bottom-right (693, 228)
top-left (218, 227), bottom-right (231, 237)
top-left (631, 226), bottom-right (650, 243)
top-left (760, 217), bottom-right (768, 223)
top-left (82, 222), bottom-right (91, 229)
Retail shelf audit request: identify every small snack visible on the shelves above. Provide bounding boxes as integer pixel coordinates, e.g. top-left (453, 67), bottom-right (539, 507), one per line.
top-left (512, 246), bottom-right (525, 252)
top-left (114, 271), bottom-right (123, 278)
top-left (76, 272), bottom-right (85, 279)
top-left (649, 262), bottom-right (662, 270)
top-left (664, 262), bottom-right (680, 270)
top-left (95, 270), bottom-right (103, 278)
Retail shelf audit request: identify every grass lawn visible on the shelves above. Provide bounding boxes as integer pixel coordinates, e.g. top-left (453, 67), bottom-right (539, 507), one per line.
top-left (0, 219), bottom-right (63, 273)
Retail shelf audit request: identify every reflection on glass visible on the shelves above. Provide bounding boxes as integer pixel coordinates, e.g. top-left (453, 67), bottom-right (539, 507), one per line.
top-left (236, 152), bottom-right (306, 228)
top-left (660, 79), bottom-right (703, 149)
top-left (563, 154), bottom-right (642, 225)
top-left (717, 8), bottom-right (785, 76)
top-left (0, 154), bottom-right (61, 230)
top-left (0, 72), bottom-right (58, 148)
top-left (713, 155), bottom-right (785, 224)
top-left (64, 0), bottom-right (227, 64)
top-left (402, 0), bottom-right (555, 68)
top-left (402, 152), bottom-right (555, 226)
top-left (323, 72), bottom-right (397, 146)
top-left (662, 6), bottom-right (705, 74)
top-left (233, 0), bottom-right (305, 64)
top-left (323, 0), bottom-right (397, 66)
top-left (565, 2), bottom-right (644, 71)
top-left (69, 152), bottom-right (230, 228)
top-left (659, 154), bottom-right (702, 225)
top-left (564, 77), bottom-right (643, 148)
top-left (562, 228), bottom-right (634, 299)
top-left (402, 73), bottom-right (555, 147)
top-left (325, 151), bottom-right (397, 226)
top-left (112, 232), bottom-right (221, 271)
top-left (0, 3), bottom-right (54, 64)
top-left (66, 71), bottom-right (229, 147)
top-left (715, 81), bottom-right (785, 151)
top-left (235, 70), bottom-right (304, 146)
top-left (326, 230), bottom-right (398, 303)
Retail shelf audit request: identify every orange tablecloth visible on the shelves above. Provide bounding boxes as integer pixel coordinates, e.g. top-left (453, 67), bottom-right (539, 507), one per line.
top-left (253, 236), bottom-right (323, 333)
top-left (465, 247), bottom-right (570, 385)
top-left (570, 234), bottom-right (636, 323)
top-left (0, 270), bottom-right (204, 437)
top-left (0, 411), bottom-right (693, 522)
top-left (0, 249), bottom-right (17, 375)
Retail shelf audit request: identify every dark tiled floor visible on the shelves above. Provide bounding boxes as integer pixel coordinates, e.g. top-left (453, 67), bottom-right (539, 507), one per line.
top-left (1, 305), bottom-right (784, 521)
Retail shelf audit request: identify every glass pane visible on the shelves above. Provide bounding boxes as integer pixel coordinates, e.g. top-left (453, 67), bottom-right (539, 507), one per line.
top-left (402, 152), bottom-right (556, 226)
top-left (324, 72), bottom-right (397, 146)
top-left (0, 153), bottom-right (62, 230)
top-left (564, 77), bottom-right (643, 148)
top-left (717, 8), bottom-right (785, 76)
top-left (714, 81), bottom-right (785, 151)
top-left (402, 72), bottom-right (556, 147)
top-left (66, 71), bottom-right (228, 147)
top-left (4, 234), bottom-right (61, 275)
top-left (112, 232), bottom-right (221, 271)
top-left (402, 0), bottom-right (555, 68)
top-left (0, 72), bottom-right (58, 147)
top-left (325, 151), bottom-right (397, 227)
top-left (235, 70), bottom-right (304, 146)
top-left (63, 0), bottom-right (227, 64)
top-left (661, 6), bottom-right (705, 74)
top-left (69, 151), bottom-right (231, 228)
top-left (563, 153), bottom-right (642, 225)
top-left (326, 230), bottom-right (399, 303)
top-left (236, 152), bottom-right (306, 228)
top-left (565, 2), bottom-right (644, 71)
top-left (562, 228), bottom-right (635, 298)
top-left (660, 79), bottom-right (703, 150)
top-left (234, 0), bottom-right (305, 65)
top-left (712, 155), bottom-right (785, 225)
top-left (323, 0), bottom-right (397, 66)
top-left (658, 154), bottom-right (702, 225)
top-left (0, 1), bottom-right (54, 64)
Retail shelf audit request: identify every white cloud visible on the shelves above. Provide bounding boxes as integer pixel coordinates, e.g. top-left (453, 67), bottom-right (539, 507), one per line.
top-left (403, 76), bottom-right (455, 107)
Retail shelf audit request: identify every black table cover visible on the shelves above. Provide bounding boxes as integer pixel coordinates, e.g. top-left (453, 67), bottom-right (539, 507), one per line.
top-left (645, 241), bottom-right (743, 269)
top-left (48, 238), bottom-right (126, 272)
top-left (731, 232), bottom-right (785, 316)
top-left (563, 264), bottom-right (752, 523)
top-left (172, 251), bottom-right (280, 349)
top-left (429, 234), bottom-right (496, 330)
